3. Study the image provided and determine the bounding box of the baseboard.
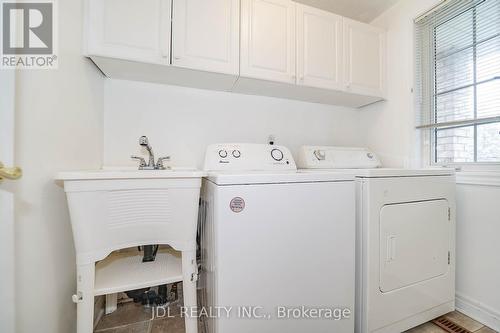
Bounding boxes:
[456,292,500,331]
[372,301,454,333]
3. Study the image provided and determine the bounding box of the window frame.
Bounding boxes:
[421,1,500,169]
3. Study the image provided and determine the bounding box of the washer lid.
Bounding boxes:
[205,171,355,185]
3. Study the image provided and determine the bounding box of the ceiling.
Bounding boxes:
[293,0,400,22]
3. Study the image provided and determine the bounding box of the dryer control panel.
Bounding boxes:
[298,146,382,169]
[204,143,297,171]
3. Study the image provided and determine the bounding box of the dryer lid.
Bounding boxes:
[349,168,455,177]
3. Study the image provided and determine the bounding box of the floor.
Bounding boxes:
[94,302,498,333]
[406,311,497,333]
[94,302,194,333]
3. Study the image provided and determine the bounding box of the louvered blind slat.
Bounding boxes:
[415,0,500,163]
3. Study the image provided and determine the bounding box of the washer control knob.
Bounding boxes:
[271,148,284,161]
[218,149,228,158]
[232,150,241,158]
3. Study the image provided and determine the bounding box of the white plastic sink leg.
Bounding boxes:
[76,263,95,333]
[182,249,198,333]
[105,293,118,314]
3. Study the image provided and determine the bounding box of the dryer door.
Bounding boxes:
[379,199,450,293]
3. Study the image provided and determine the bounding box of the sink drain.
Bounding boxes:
[432,316,473,333]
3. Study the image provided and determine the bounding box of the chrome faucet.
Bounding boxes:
[131,136,170,170]
[139,136,155,167]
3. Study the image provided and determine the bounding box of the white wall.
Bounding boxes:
[367,0,500,329]
[13,0,104,332]
[103,79,363,169]
[9,0,499,331]
[455,184,500,330]
[0,69,16,333]
[360,0,441,167]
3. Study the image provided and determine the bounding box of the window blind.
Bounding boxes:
[415,0,500,163]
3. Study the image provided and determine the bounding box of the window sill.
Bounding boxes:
[456,171,500,187]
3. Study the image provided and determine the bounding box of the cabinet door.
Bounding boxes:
[86,0,171,64]
[240,0,296,83]
[172,0,239,75]
[297,4,343,90]
[343,18,385,97]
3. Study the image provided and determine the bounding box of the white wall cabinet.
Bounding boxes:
[172,0,239,75]
[240,0,296,84]
[84,0,386,107]
[296,4,343,90]
[343,18,386,98]
[85,0,171,65]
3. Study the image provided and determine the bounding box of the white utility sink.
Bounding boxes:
[56,168,205,263]
[59,137,201,333]
[56,168,205,181]
[56,168,204,304]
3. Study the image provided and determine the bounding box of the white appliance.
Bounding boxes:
[199,143,356,333]
[298,146,456,333]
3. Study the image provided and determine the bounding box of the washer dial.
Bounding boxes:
[218,149,228,158]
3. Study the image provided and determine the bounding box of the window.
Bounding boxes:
[415,0,500,165]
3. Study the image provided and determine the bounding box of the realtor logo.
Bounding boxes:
[1,0,58,69]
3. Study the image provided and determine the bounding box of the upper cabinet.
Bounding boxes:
[84,0,387,107]
[172,0,239,75]
[296,4,343,91]
[240,0,296,84]
[343,18,386,98]
[85,0,171,64]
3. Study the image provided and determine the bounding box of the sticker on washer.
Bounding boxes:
[229,197,245,213]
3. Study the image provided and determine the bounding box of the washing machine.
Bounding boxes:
[198,143,356,333]
[298,146,456,333]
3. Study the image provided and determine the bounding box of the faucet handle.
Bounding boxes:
[156,156,171,170]
[131,155,147,169]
